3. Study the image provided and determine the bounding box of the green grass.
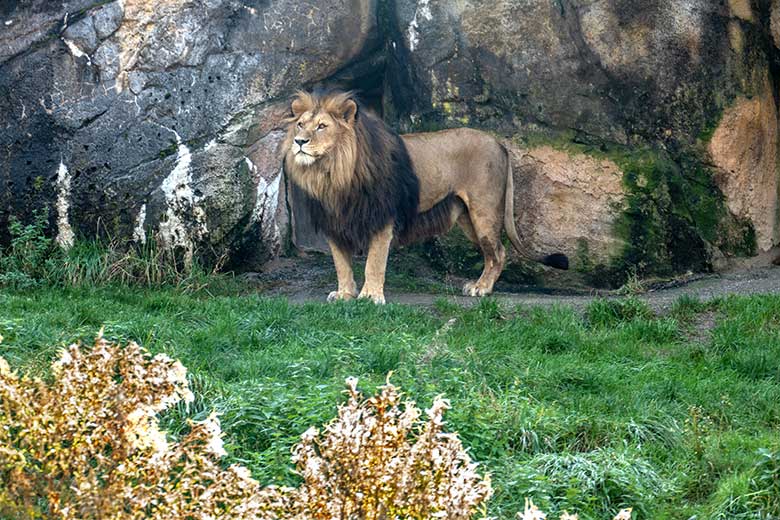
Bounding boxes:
[1,285,779,519]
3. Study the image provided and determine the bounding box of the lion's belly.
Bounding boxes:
[416,171,452,213]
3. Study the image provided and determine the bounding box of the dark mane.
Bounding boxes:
[286,91,421,254]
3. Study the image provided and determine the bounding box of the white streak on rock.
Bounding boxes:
[55,161,75,249]
[250,160,282,245]
[157,129,207,265]
[245,157,256,173]
[252,177,268,222]
[63,38,92,65]
[4,20,13,26]
[407,0,432,52]
[133,203,147,244]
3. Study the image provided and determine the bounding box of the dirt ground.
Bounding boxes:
[249,253,780,313]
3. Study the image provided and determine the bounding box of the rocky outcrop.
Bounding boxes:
[2,0,779,282]
[1,0,378,267]
[509,146,627,269]
[387,0,742,141]
[709,77,779,253]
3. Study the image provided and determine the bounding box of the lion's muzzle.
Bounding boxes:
[292,141,317,166]
[291,137,316,163]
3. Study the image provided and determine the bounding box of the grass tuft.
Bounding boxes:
[585,297,654,328]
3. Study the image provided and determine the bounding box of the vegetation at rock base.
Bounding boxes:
[513,133,757,287]
[1,261,779,518]
[0,211,229,292]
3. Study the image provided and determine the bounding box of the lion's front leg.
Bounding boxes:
[359,224,394,305]
[327,240,358,302]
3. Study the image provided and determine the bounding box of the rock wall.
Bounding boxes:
[709,75,780,253]
[387,0,780,280]
[1,0,379,268]
[1,0,779,282]
[509,146,627,268]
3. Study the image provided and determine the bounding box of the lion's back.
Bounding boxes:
[400,127,508,207]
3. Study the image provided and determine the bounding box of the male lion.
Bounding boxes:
[283,90,568,304]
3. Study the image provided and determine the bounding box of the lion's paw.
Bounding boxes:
[327,290,357,302]
[463,282,493,297]
[358,289,386,305]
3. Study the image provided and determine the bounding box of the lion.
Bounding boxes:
[282,90,568,304]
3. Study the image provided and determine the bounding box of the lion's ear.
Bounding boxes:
[342,99,358,124]
[291,92,312,118]
[291,98,307,118]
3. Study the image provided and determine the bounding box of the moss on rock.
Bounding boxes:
[516,133,756,287]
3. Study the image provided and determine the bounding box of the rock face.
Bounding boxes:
[1,0,779,282]
[509,146,627,270]
[1,0,378,267]
[710,77,780,253]
[773,0,780,48]
[387,0,780,280]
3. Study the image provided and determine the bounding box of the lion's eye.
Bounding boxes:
[297,122,303,129]
[317,123,327,131]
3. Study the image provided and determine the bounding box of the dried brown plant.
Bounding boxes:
[0,334,292,520]
[0,336,493,520]
[290,376,493,519]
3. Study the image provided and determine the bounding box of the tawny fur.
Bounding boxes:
[283,90,567,303]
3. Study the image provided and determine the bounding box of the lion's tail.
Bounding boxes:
[503,148,570,270]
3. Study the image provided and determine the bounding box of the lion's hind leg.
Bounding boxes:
[459,209,506,297]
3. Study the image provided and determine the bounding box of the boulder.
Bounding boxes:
[509,145,627,269]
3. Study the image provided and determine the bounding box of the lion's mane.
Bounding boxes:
[284,91,454,253]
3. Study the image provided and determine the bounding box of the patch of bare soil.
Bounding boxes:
[684,310,719,344]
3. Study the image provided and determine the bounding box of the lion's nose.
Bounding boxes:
[294,138,310,146]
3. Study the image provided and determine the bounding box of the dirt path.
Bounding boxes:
[253,256,780,313]
[382,266,780,313]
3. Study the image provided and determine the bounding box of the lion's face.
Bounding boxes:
[289,110,341,166]
[286,92,358,168]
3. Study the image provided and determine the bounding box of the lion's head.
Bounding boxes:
[282,89,419,253]
[285,90,357,166]
[283,91,360,196]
